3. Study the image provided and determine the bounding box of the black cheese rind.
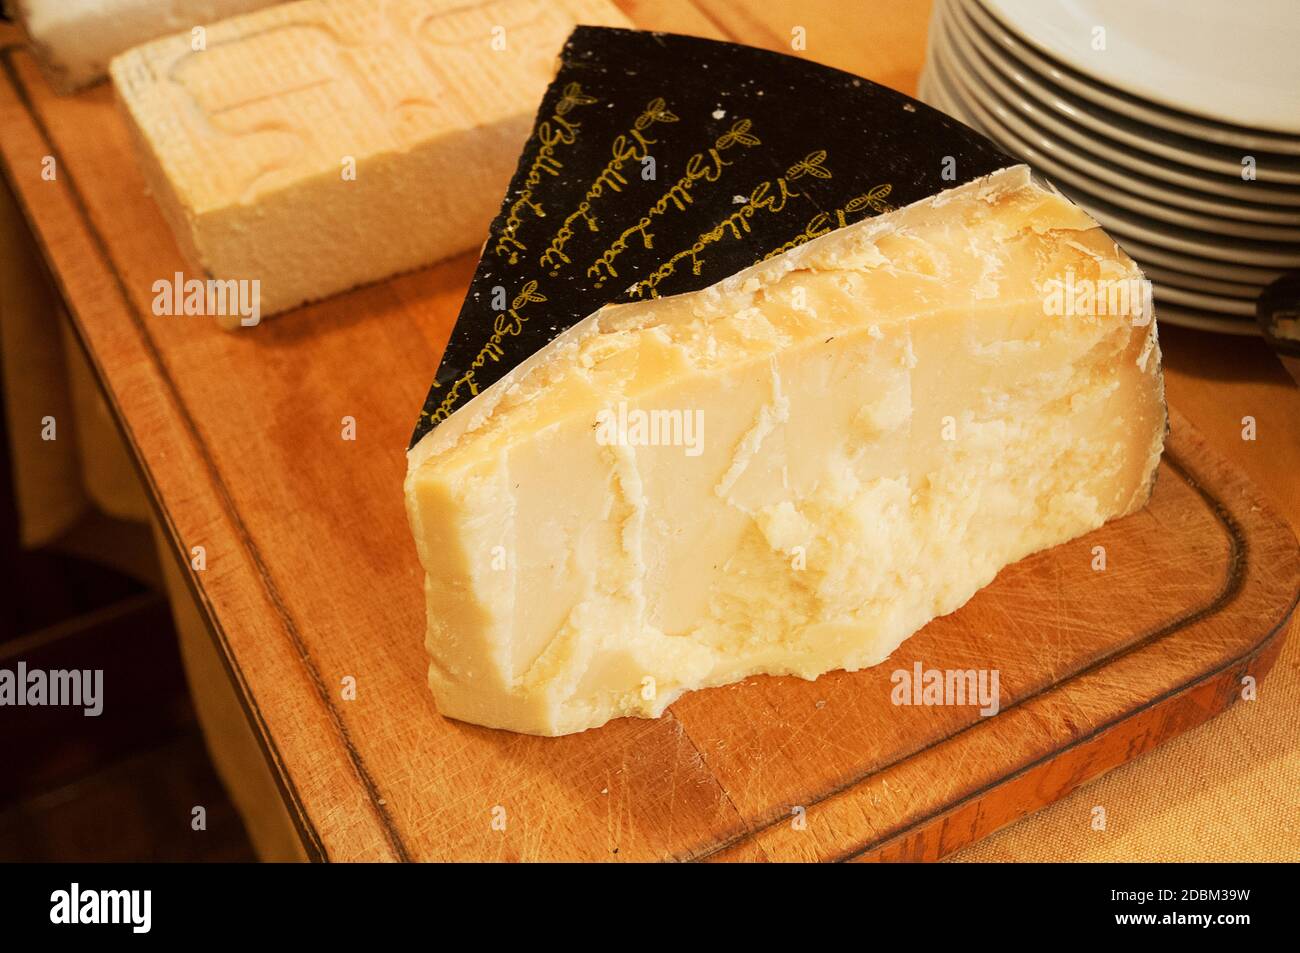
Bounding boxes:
[410,26,1012,448]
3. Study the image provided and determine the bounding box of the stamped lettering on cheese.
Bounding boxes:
[411,27,1012,445]
[110,0,634,320]
[129,1,590,203]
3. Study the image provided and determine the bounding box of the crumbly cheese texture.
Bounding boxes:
[14,0,282,92]
[109,0,632,320]
[405,166,1167,736]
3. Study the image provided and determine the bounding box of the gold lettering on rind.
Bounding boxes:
[626,151,831,300]
[755,183,894,263]
[539,99,680,274]
[493,83,596,264]
[587,119,761,287]
[423,281,548,426]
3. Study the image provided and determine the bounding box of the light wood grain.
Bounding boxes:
[0,1,1296,862]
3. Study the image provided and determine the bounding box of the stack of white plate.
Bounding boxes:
[920,0,1300,335]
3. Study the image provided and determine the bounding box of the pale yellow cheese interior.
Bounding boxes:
[405,166,1166,736]
[109,0,631,320]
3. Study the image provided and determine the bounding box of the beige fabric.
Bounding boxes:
[151,518,309,862]
[0,175,86,544]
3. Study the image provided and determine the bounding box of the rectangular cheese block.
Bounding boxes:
[11,0,284,92]
[109,0,632,322]
[405,166,1167,736]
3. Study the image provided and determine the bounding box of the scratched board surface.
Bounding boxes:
[412,26,1011,444]
[0,7,1297,861]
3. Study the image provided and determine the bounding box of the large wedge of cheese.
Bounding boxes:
[405,166,1166,736]
[109,0,632,321]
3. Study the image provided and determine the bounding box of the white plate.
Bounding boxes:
[935,16,1300,237]
[1081,192,1300,269]
[946,1,1300,194]
[1140,262,1268,299]
[915,57,1258,338]
[1152,283,1255,318]
[1106,232,1288,286]
[983,0,1300,135]
[1153,303,1261,336]
[930,53,1300,268]
[963,0,1300,154]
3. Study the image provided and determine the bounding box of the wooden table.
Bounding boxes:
[2,1,1297,861]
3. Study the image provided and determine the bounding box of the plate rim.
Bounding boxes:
[981,0,1300,136]
[946,0,1300,194]
[928,50,1300,267]
[965,0,1300,152]
[937,6,1300,230]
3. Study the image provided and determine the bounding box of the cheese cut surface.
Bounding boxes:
[14,0,283,92]
[405,166,1167,736]
[109,0,632,320]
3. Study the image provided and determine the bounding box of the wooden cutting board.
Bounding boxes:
[1,4,1296,862]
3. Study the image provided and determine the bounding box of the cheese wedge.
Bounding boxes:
[12,0,283,92]
[109,0,632,321]
[405,166,1166,736]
